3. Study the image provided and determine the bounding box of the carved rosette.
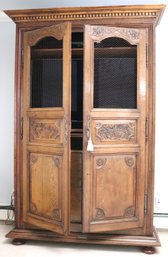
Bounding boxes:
[124,206,135,217]
[96,158,107,169]
[27,23,66,46]
[95,208,105,220]
[95,122,135,142]
[88,26,140,44]
[30,120,60,141]
[125,157,135,167]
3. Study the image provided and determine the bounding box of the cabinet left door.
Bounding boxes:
[22,23,71,234]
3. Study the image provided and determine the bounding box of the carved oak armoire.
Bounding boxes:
[5,5,165,253]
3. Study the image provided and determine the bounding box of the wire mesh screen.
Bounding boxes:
[94,37,137,109]
[30,37,63,108]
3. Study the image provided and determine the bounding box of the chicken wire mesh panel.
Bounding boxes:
[30,37,63,108]
[94,37,137,109]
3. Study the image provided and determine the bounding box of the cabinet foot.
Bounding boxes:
[12,239,26,245]
[142,247,156,254]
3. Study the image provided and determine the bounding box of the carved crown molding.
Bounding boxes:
[5,5,165,25]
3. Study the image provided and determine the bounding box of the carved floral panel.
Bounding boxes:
[94,120,136,143]
[30,202,62,221]
[30,119,62,143]
[87,26,140,44]
[27,24,66,46]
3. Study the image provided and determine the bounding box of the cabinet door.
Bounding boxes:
[83,25,147,233]
[22,23,71,234]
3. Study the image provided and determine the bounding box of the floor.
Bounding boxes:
[0,224,168,257]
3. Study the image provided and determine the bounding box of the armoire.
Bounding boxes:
[5,4,165,254]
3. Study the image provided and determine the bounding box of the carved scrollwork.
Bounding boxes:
[30,120,60,141]
[30,202,38,214]
[96,158,107,169]
[27,23,66,46]
[88,26,140,44]
[52,208,61,221]
[95,208,105,220]
[95,122,135,142]
[30,202,62,221]
[124,206,135,217]
[125,157,135,167]
[52,157,60,168]
[30,154,38,165]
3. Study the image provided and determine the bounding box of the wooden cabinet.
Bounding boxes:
[5,5,165,253]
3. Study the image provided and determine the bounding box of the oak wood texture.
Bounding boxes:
[83,25,147,233]
[71,151,82,224]
[22,22,71,234]
[5,4,165,250]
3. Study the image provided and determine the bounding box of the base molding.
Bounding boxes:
[6,227,161,247]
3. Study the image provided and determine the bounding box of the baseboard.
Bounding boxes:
[0,210,8,220]
[154,214,168,229]
[0,209,14,221]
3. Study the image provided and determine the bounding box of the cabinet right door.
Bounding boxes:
[83,25,147,233]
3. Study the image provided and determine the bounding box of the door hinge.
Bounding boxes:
[144,192,148,214]
[146,43,148,67]
[145,117,148,142]
[20,117,23,140]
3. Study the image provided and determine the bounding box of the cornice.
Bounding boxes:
[4,5,166,26]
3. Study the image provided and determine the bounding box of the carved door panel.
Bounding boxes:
[22,23,71,234]
[83,25,147,233]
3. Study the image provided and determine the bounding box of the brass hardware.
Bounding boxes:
[64,118,68,144]
[20,117,23,140]
[86,116,90,140]
[145,117,148,142]
[86,116,93,152]
[144,192,148,214]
